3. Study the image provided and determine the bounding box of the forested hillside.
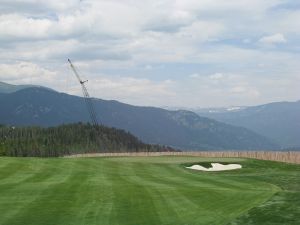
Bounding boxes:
[0,123,171,157]
[0,85,279,150]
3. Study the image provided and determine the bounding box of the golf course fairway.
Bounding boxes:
[0,156,299,225]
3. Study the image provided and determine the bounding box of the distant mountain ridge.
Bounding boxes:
[0,82,279,150]
[0,81,36,93]
[197,101,300,148]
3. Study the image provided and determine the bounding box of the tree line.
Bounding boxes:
[0,123,173,157]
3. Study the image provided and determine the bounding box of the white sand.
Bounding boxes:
[186,163,242,171]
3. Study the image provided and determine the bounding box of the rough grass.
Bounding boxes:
[0,156,299,225]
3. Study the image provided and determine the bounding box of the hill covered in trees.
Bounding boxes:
[0,123,172,157]
[0,84,279,150]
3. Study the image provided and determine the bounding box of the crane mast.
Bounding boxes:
[68,59,99,127]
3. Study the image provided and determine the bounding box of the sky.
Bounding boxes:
[0,0,299,108]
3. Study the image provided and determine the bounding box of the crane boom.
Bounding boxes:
[68,59,99,127]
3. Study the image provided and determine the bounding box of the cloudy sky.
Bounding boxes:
[0,0,299,107]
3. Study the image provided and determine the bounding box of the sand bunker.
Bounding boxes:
[186,163,242,171]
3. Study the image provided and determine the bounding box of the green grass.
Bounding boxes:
[0,156,299,225]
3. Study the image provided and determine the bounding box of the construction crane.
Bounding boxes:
[68,59,99,127]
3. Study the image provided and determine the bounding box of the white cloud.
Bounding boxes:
[177,21,224,42]
[0,62,57,83]
[0,0,299,107]
[0,14,52,40]
[258,33,287,45]
[0,0,81,14]
[229,86,260,98]
[67,76,176,106]
[163,72,293,107]
[209,73,224,80]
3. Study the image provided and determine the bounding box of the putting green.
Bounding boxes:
[0,156,299,225]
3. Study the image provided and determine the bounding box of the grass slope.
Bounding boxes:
[0,156,299,225]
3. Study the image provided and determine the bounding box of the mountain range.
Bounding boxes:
[196,102,300,149]
[0,81,280,150]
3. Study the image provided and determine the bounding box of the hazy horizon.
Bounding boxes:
[0,1,299,107]
[2,79,299,110]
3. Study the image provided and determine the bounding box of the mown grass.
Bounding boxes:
[0,156,299,225]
